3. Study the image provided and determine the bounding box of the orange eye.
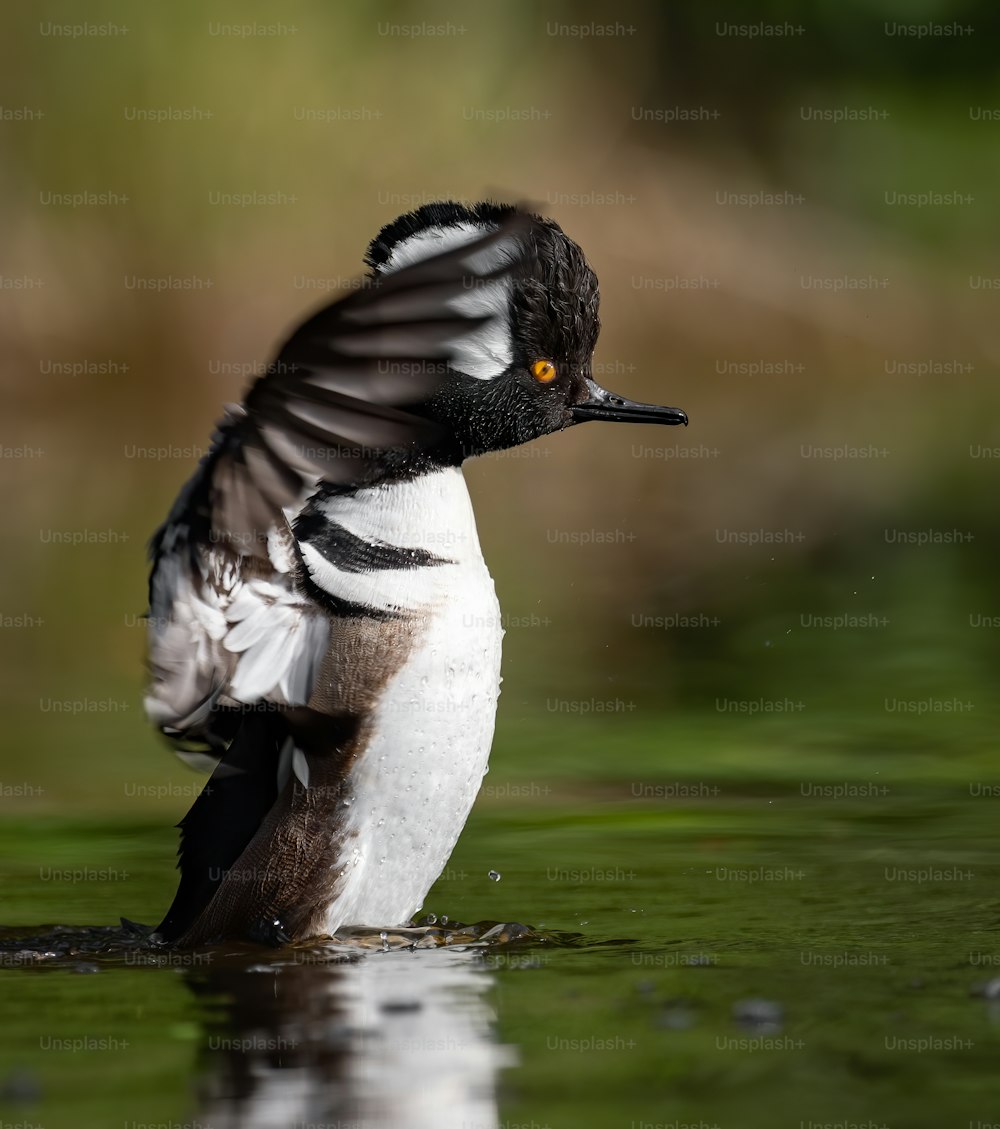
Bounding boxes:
[531,359,557,383]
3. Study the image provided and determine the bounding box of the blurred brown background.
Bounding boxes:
[2,0,998,811]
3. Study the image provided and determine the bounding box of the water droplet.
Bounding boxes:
[440,914,449,925]
[376,817,385,828]
[426,913,438,925]
[488,870,501,882]
[380,931,389,952]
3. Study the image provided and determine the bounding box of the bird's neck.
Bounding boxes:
[312,465,483,567]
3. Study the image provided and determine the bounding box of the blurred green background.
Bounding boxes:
[3,3,1000,1128]
[1,0,998,810]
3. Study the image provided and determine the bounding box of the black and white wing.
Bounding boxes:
[145,216,528,761]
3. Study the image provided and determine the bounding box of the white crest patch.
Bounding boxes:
[380,221,516,381]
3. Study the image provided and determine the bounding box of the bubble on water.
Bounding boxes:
[440,914,449,925]
[732,998,783,1033]
[657,1002,696,1031]
[376,817,385,827]
[488,870,501,882]
[972,978,1000,1000]
[426,913,438,925]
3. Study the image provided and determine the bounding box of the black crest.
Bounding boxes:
[365,200,522,272]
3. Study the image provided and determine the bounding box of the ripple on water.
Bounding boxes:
[0,917,625,970]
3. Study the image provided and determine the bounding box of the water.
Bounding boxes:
[1,790,998,1127]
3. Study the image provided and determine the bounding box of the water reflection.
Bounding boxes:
[186,944,516,1129]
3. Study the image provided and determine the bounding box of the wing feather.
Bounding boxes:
[147,211,531,755]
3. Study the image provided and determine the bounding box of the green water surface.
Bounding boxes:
[2,756,998,1128]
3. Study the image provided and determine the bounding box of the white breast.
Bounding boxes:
[319,467,504,931]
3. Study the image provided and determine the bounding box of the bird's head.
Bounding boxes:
[365,201,687,462]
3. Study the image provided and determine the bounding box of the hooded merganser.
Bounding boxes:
[146,201,687,946]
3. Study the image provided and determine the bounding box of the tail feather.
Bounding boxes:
[156,711,285,942]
